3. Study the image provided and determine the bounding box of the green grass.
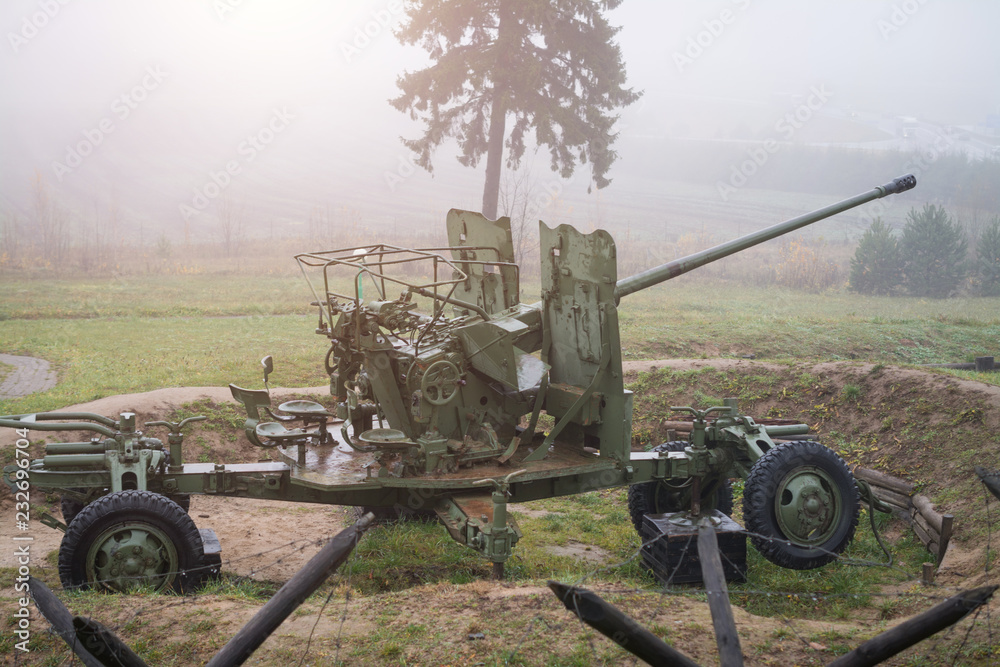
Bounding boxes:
[0,274,309,320]
[2,277,996,419]
[618,281,1000,365]
[0,314,327,414]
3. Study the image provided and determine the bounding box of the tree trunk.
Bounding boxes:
[481,0,511,220]
[482,97,506,220]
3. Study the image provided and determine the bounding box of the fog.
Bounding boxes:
[2,0,999,245]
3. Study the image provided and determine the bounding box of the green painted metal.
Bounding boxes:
[1,175,917,582]
[86,521,179,592]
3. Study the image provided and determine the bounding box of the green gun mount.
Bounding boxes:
[4,174,917,588]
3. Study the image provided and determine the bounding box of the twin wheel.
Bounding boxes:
[628,441,859,570]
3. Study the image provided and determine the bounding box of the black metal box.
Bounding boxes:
[640,511,747,585]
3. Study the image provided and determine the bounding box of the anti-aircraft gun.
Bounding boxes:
[287,174,917,574]
[3,175,916,589]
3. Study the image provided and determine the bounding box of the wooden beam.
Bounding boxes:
[206,513,374,667]
[548,581,701,667]
[697,522,744,667]
[937,515,954,565]
[853,467,916,496]
[828,586,997,667]
[912,495,944,533]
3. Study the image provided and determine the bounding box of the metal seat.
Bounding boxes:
[229,384,319,447]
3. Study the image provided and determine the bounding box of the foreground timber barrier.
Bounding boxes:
[854,466,954,566]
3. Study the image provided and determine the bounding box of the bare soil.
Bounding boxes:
[2,360,998,665]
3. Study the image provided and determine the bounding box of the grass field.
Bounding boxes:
[2,260,999,665]
[2,271,997,415]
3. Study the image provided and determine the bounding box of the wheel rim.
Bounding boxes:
[86,522,179,592]
[774,465,842,546]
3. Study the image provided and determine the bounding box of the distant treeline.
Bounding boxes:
[645,140,1000,217]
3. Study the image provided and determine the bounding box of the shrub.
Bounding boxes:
[848,218,903,295]
[901,204,967,298]
[775,237,840,292]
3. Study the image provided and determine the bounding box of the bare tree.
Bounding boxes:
[498,163,537,267]
[217,194,246,258]
[1,208,22,266]
[31,171,69,264]
[106,193,122,255]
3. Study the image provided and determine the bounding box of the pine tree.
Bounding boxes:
[977,217,1000,296]
[391,0,641,219]
[901,204,968,298]
[848,218,903,295]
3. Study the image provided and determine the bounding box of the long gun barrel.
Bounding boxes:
[614,174,916,301]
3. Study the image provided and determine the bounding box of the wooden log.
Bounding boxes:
[922,563,936,585]
[828,586,997,667]
[913,512,941,545]
[853,467,916,496]
[661,421,693,433]
[927,540,941,559]
[870,497,911,514]
[870,487,912,511]
[698,523,744,667]
[937,515,954,565]
[27,577,107,667]
[912,495,944,533]
[206,513,374,667]
[547,581,700,667]
[911,518,933,549]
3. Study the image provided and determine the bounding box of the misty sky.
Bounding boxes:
[2,0,998,241]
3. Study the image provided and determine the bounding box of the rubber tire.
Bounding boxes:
[169,494,192,514]
[59,490,206,594]
[743,441,859,570]
[61,494,87,525]
[627,441,734,533]
[62,491,190,526]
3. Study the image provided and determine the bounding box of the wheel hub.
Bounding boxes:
[88,525,176,592]
[775,467,840,546]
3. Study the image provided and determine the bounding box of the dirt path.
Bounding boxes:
[0,353,57,399]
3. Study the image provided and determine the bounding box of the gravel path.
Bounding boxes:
[0,353,57,399]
